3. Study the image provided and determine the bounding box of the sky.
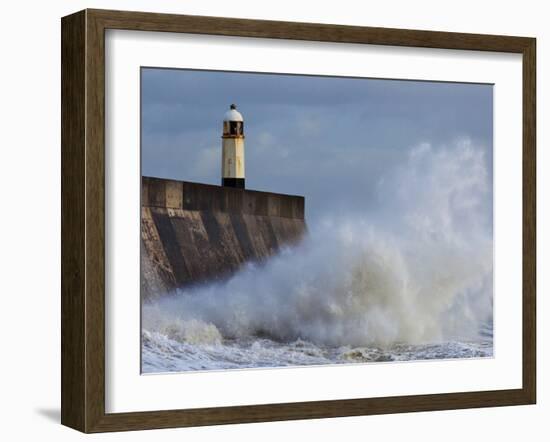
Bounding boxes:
[141,68,493,224]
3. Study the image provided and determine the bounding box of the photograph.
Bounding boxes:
[139,68,494,373]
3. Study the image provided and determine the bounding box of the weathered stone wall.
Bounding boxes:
[141,177,306,300]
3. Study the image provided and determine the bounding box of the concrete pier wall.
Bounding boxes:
[141,177,306,300]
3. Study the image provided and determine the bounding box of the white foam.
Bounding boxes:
[142,139,493,371]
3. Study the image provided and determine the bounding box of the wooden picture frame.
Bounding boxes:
[61,8,536,433]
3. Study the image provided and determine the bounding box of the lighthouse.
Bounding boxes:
[221,104,245,188]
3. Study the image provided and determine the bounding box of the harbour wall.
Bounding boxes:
[141,177,306,301]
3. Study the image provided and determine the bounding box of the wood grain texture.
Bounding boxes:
[522,38,536,404]
[90,8,532,52]
[84,9,107,433]
[61,10,86,431]
[60,8,537,433]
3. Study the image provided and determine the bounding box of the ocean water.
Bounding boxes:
[141,140,494,373]
[142,331,493,373]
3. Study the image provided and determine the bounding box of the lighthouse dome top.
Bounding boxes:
[223,104,243,122]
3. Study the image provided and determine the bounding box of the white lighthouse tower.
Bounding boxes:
[221,104,245,188]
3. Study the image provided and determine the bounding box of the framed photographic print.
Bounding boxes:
[61,9,536,433]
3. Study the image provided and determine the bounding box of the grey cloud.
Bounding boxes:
[141,68,492,223]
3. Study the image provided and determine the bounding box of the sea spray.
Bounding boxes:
[142,139,493,371]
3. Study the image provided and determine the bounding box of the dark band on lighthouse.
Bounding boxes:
[222,104,245,189]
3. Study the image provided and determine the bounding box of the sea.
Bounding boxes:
[142,328,493,373]
[141,141,494,374]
